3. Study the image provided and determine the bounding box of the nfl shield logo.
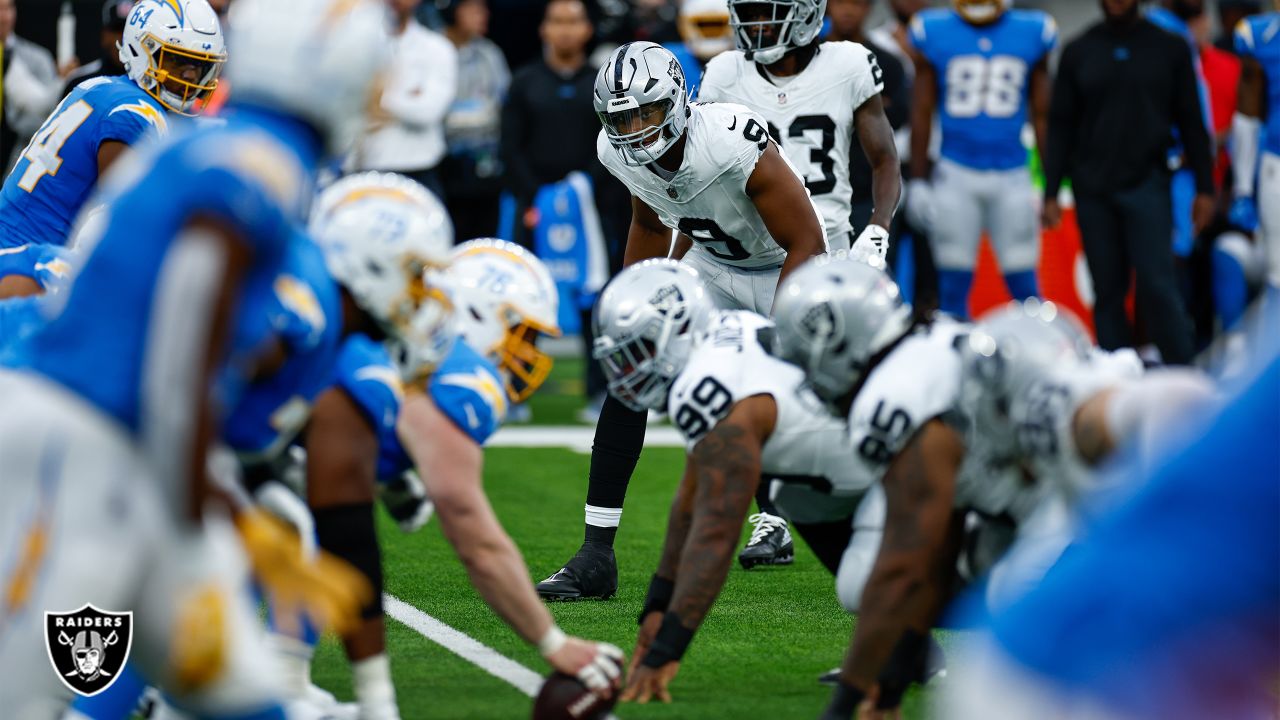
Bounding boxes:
[777,91,788,105]
[44,605,133,696]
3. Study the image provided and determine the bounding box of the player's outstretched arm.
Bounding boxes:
[630,461,698,678]
[623,395,775,703]
[824,420,963,717]
[854,93,902,231]
[397,390,624,689]
[746,143,826,288]
[623,195,678,267]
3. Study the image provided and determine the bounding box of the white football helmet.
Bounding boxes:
[953,0,1012,25]
[594,41,690,167]
[679,0,733,62]
[446,239,562,403]
[310,172,455,377]
[592,259,716,412]
[728,0,827,66]
[772,252,912,406]
[118,0,226,115]
[225,0,392,154]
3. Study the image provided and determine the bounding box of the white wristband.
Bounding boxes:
[537,625,567,657]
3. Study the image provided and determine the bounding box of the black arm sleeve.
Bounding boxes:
[499,78,542,204]
[1171,42,1216,195]
[1043,43,1078,200]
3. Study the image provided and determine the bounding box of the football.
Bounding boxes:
[532,673,616,720]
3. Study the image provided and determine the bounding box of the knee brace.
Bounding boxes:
[313,503,383,619]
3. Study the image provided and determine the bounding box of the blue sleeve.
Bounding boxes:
[428,343,507,445]
[97,98,165,147]
[1234,19,1256,59]
[1040,14,1059,58]
[334,335,404,444]
[907,14,929,59]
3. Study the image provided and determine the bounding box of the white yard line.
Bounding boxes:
[384,594,620,719]
[487,425,684,453]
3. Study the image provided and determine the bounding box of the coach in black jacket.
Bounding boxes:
[1042,0,1213,365]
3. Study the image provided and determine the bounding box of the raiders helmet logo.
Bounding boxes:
[668,57,685,90]
[799,302,838,343]
[649,284,686,320]
[45,605,133,696]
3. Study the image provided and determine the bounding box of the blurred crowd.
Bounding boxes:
[4,0,1275,415]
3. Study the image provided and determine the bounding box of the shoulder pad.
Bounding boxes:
[699,51,746,99]
[428,340,508,445]
[335,335,403,436]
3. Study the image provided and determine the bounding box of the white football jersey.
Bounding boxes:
[597,102,826,270]
[667,311,874,522]
[700,42,885,241]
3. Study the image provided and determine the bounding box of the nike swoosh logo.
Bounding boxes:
[727,117,737,131]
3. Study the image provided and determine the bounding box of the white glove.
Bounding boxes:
[850,224,890,266]
[577,642,625,692]
[905,179,936,234]
[255,480,318,561]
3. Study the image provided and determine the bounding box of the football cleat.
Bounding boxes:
[536,543,618,601]
[738,512,794,569]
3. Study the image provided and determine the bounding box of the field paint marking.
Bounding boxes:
[488,425,684,453]
[384,594,621,719]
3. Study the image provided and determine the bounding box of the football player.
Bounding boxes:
[771,257,1216,718]
[537,39,830,599]
[665,0,734,98]
[297,230,622,719]
[905,0,1056,318]
[1230,7,1280,291]
[583,259,884,703]
[701,0,901,256]
[0,0,226,300]
[0,0,389,717]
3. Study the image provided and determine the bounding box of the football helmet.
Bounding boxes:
[592,259,716,412]
[952,0,1012,25]
[728,0,827,66]
[594,41,690,167]
[772,252,912,406]
[309,172,455,377]
[224,0,393,154]
[118,0,226,115]
[446,239,562,403]
[679,0,733,62]
[958,299,1092,454]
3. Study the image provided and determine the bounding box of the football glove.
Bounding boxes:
[850,224,890,266]
[578,642,625,692]
[379,470,435,533]
[235,508,371,635]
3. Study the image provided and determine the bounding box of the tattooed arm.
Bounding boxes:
[622,395,777,703]
[831,419,964,709]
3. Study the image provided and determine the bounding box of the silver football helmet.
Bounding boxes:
[728,0,827,66]
[594,41,690,166]
[773,252,912,405]
[592,259,716,411]
[958,299,1092,454]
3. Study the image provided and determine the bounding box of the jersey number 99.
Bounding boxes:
[675,376,734,442]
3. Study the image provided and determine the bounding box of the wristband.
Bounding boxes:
[819,680,867,719]
[537,625,566,658]
[640,612,694,668]
[638,574,675,625]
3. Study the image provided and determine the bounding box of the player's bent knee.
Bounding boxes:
[313,503,384,619]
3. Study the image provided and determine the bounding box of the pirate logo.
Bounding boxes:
[649,283,686,320]
[799,301,838,343]
[45,605,132,696]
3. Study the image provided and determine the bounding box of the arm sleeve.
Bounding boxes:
[906,15,929,62]
[1233,18,1256,59]
[428,373,504,445]
[1040,15,1060,59]
[1171,42,1215,195]
[499,75,542,203]
[100,102,165,146]
[851,45,887,111]
[1042,42,1078,199]
[381,33,458,130]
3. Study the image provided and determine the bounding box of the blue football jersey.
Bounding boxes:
[0,76,168,249]
[23,105,318,435]
[332,334,407,480]
[221,231,343,460]
[1236,13,1280,157]
[909,8,1057,170]
[663,42,706,99]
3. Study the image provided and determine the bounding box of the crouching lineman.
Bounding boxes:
[770,255,1216,718]
[0,0,225,300]
[294,221,623,717]
[539,39,834,599]
[0,0,391,717]
[580,259,885,703]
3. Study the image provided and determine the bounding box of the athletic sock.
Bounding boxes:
[937,269,974,319]
[755,480,781,517]
[353,654,397,715]
[582,395,647,548]
[1002,269,1039,301]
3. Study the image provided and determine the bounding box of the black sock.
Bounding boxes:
[583,395,647,548]
[755,479,780,516]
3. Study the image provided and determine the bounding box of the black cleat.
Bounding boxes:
[738,512,794,569]
[536,543,618,600]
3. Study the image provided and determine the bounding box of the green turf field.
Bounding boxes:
[311,356,940,719]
